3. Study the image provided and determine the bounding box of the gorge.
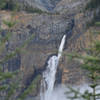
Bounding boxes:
[0,0,100,100]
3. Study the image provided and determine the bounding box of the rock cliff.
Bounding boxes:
[0,0,100,99]
[15,0,88,12]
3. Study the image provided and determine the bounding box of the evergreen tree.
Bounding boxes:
[0,0,20,11]
[0,16,34,100]
[67,22,100,100]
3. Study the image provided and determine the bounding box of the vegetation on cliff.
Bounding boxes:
[18,75,41,100]
[67,22,100,100]
[0,0,45,14]
[0,0,100,100]
[86,0,100,10]
[0,16,39,100]
[0,0,20,11]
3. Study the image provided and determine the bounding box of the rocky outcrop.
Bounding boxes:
[0,0,100,99]
[15,0,88,12]
[0,10,74,99]
[60,7,100,85]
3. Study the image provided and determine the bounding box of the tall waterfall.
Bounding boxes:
[40,35,66,100]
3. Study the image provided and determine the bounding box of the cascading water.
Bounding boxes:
[40,35,66,100]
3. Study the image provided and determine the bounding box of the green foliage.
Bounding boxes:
[0,0,46,14]
[67,22,100,100]
[18,75,41,100]
[0,0,7,9]
[5,79,20,100]
[0,72,14,80]
[85,0,100,27]
[0,17,35,100]
[95,22,100,26]
[3,20,16,28]
[24,6,44,14]
[85,0,100,10]
[0,0,20,11]
[86,12,100,27]
[0,85,8,91]
[66,86,93,100]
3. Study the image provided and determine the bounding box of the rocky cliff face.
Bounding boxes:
[0,0,99,99]
[0,10,74,99]
[16,0,88,12]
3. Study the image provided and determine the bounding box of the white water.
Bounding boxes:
[40,35,66,100]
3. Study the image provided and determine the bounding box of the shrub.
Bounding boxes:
[67,22,100,100]
[0,0,45,14]
[24,6,44,14]
[86,0,100,10]
[0,0,7,9]
[0,0,20,11]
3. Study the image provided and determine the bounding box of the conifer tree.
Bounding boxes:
[67,22,100,100]
[0,16,34,100]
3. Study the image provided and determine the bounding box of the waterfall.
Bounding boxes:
[40,35,66,100]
